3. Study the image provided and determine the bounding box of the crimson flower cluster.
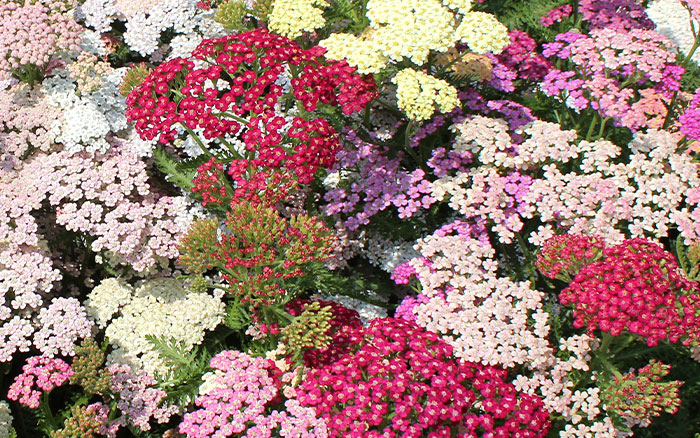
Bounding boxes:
[286,299,363,368]
[536,233,606,282]
[296,318,550,438]
[126,29,376,184]
[560,238,700,346]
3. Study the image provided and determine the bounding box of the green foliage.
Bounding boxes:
[285,261,391,308]
[224,300,251,331]
[152,148,197,192]
[146,336,213,405]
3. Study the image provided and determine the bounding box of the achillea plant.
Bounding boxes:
[560,238,700,346]
[601,360,682,430]
[178,201,335,309]
[536,233,606,282]
[126,28,376,183]
[296,318,551,438]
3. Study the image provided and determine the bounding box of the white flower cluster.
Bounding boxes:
[79,0,224,56]
[85,277,225,376]
[320,294,388,325]
[0,401,12,438]
[360,232,420,273]
[43,68,127,155]
[647,0,700,63]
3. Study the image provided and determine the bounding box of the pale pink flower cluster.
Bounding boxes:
[525,129,700,244]
[33,297,94,357]
[0,1,82,79]
[0,84,59,170]
[67,52,112,94]
[512,334,629,438]
[404,227,553,369]
[434,116,700,244]
[180,350,327,438]
[109,363,178,431]
[30,146,189,273]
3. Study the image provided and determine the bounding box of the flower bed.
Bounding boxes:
[2,0,700,437]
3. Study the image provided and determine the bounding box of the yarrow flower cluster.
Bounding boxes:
[180,350,328,438]
[7,356,73,409]
[320,0,508,74]
[268,0,327,39]
[392,68,460,121]
[560,238,700,346]
[0,0,82,82]
[178,201,335,309]
[85,277,224,375]
[126,29,375,183]
[296,317,551,437]
[601,360,682,429]
[536,234,606,282]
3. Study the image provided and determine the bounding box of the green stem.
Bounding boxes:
[181,123,215,157]
[40,392,58,431]
[585,115,598,141]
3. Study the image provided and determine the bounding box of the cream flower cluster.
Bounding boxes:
[85,277,224,376]
[320,0,507,73]
[268,0,327,39]
[392,68,460,121]
[0,401,12,438]
[455,11,510,54]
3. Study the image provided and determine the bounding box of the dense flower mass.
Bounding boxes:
[4,0,700,436]
[296,318,551,437]
[560,238,700,346]
[126,28,376,183]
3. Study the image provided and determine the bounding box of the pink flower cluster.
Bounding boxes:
[540,5,572,27]
[0,1,82,79]
[296,318,551,438]
[323,129,435,230]
[680,90,700,142]
[7,356,73,408]
[542,28,682,130]
[536,234,606,282]
[109,363,178,431]
[179,350,327,438]
[560,238,700,346]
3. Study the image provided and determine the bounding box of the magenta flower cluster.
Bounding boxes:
[7,356,73,409]
[296,318,551,438]
[560,238,700,346]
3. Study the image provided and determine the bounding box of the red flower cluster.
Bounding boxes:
[560,238,700,346]
[286,299,363,368]
[296,318,551,438]
[536,233,606,281]
[191,157,228,207]
[126,29,376,183]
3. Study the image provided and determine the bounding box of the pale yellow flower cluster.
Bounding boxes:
[319,0,507,74]
[392,68,459,121]
[268,0,327,39]
[456,11,510,54]
[85,277,224,376]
